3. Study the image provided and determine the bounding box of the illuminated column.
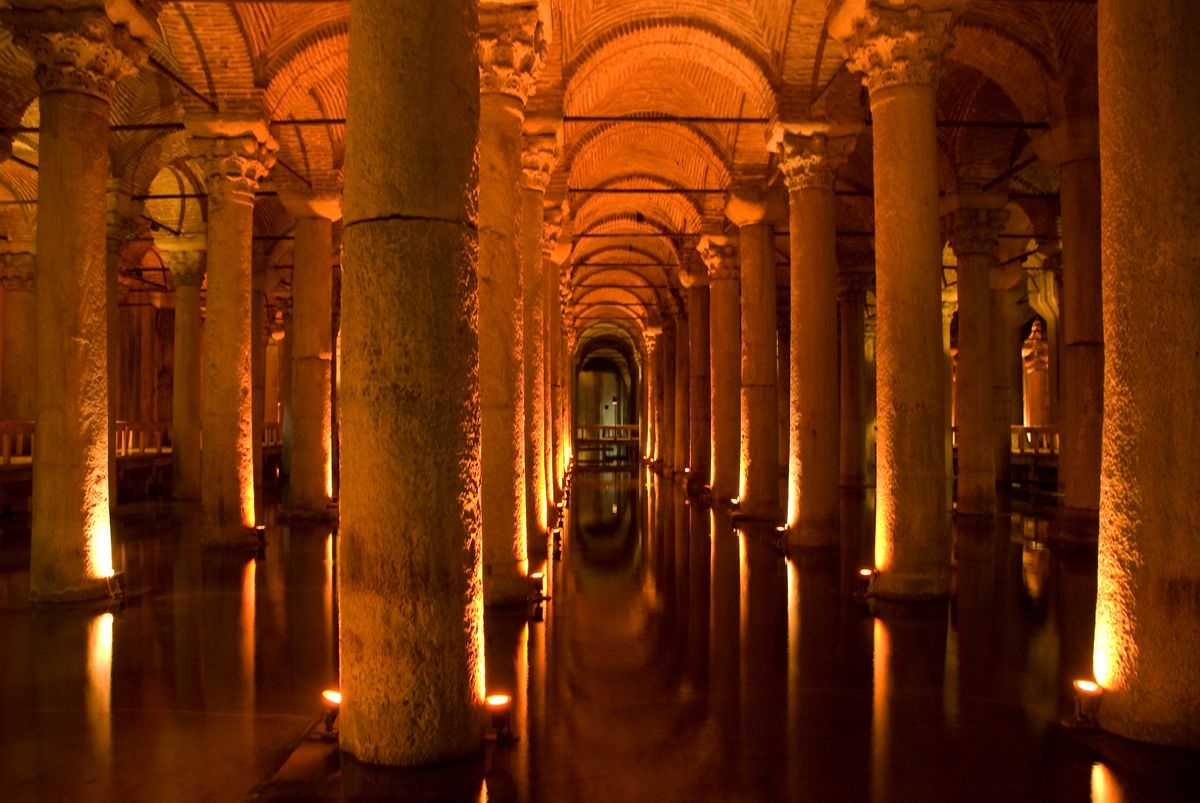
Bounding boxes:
[673,306,690,476]
[725,193,778,518]
[251,255,266,490]
[940,289,956,510]
[773,127,857,538]
[682,269,709,490]
[280,190,340,515]
[947,201,1008,515]
[837,270,871,488]
[0,249,36,420]
[1093,0,1200,748]
[2,3,155,601]
[187,118,276,545]
[278,298,294,477]
[698,235,740,502]
[1021,321,1050,425]
[158,237,205,500]
[833,0,958,597]
[1033,120,1101,528]
[520,130,557,542]
[990,283,1020,492]
[339,0,484,765]
[478,2,544,604]
[643,326,662,463]
[542,215,564,503]
[659,318,676,471]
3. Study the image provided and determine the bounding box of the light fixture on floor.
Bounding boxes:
[1071,679,1104,727]
[486,693,515,743]
[855,568,875,596]
[255,524,267,539]
[321,689,341,736]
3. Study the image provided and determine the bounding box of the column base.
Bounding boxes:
[1049,507,1099,544]
[201,524,261,550]
[279,504,339,523]
[483,567,531,608]
[30,572,124,605]
[732,504,782,524]
[784,520,839,548]
[870,568,952,600]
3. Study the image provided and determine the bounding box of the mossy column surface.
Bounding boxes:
[2,3,154,601]
[834,1,959,597]
[158,238,206,500]
[697,236,739,502]
[340,0,484,765]
[187,117,276,547]
[1094,0,1200,748]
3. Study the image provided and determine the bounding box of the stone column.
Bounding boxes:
[2,3,155,601]
[478,2,544,604]
[697,236,740,502]
[158,237,205,500]
[643,326,662,463]
[187,118,277,546]
[338,0,484,765]
[837,270,871,488]
[773,127,857,539]
[1033,120,1102,527]
[991,283,1020,490]
[251,255,266,489]
[947,201,1008,515]
[520,130,556,542]
[1093,0,1200,748]
[681,266,710,493]
[0,249,36,420]
[1021,320,1050,425]
[673,307,690,476]
[659,319,676,471]
[726,193,778,519]
[279,298,294,477]
[279,190,341,516]
[542,215,564,503]
[833,0,958,597]
[941,289,956,510]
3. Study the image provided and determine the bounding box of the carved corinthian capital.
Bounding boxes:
[479,2,545,103]
[157,235,206,287]
[186,118,278,204]
[696,235,739,281]
[949,207,1010,258]
[833,3,959,94]
[775,130,859,192]
[0,252,36,292]
[521,132,558,192]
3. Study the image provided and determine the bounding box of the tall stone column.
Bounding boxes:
[520,130,556,542]
[673,307,690,476]
[339,0,484,765]
[681,266,710,493]
[773,127,857,539]
[837,270,871,488]
[279,190,340,515]
[991,282,1021,490]
[947,201,1008,515]
[833,0,958,597]
[941,288,957,511]
[642,326,661,463]
[279,298,294,478]
[251,256,266,489]
[1021,321,1050,425]
[187,118,276,546]
[697,236,740,502]
[0,249,36,420]
[541,215,564,503]
[725,193,778,518]
[1094,0,1200,748]
[158,237,205,500]
[2,3,155,601]
[659,319,676,471]
[1033,120,1102,528]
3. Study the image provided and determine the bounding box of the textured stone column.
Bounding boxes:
[280,190,340,515]
[642,326,662,463]
[339,0,484,765]
[0,250,36,420]
[1034,120,1102,524]
[158,237,205,500]
[697,236,740,501]
[542,215,564,503]
[1094,0,1200,747]
[2,4,155,601]
[187,118,276,546]
[947,201,1008,515]
[673,308,689,476]
[726,193,778,518]
[991,283,1020,490]
[279,298,294,477]
[681,267,710,492]
[251,257,266,489]
[774,128,857,539]
[519,130,556,542]
[659,319,676,471]
[833,0,958,597]
[837,270,871,488]
[478,2,543,604]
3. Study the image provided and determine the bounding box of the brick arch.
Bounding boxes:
[937,64,1029,192]
[262,26,348,120]
[144,162,206,237]
[574,192,701,242]
[948,24,1055,125]
[567,122,731,192]
[0,36,36,128]
[159,3,257,108]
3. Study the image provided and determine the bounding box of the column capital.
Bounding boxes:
[156,234,206,287]
[770,126,860,192]
[186,116,277,203]
[697,234,739,280]
[1,1,158,100]
[836,269,874,301]
[278,188,342,221]
[0,251,36,291]
[678,262,708,290]
[479,1,547,103]
[946,204,1010,258]
[520,131,558,192]
[830,2,961,94]
[1022,319,1049,370]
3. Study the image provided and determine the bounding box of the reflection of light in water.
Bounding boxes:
[87,612,113,766]
[786,559,800,733]
[871,618,890,803]
[242,560,256,697]
[612,502,618,515]
[1022,540,1048,604]
[738,529,748,648]
[1091,762,1121,803]
[87,510,115,580]
[324,534,334,672]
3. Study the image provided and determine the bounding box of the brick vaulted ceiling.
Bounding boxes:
[0,0,1096,342]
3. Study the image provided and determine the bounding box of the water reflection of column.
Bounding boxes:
[685,506,712,688]
[673,492,689,627]
[86,612,114,777]
[708,508,740,767]
[955,517,999,703]
[739,528,786,796]
[242,559,256,706]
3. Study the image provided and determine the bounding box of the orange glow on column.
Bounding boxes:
[1092,534,1133,691]
[86,506,115,580]
[86,612,113,765]
[874,490,894,573]
[324,387,334,500]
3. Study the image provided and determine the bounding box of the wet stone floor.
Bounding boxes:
[0,474,1195,802]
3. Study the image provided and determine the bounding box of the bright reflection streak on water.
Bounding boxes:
[87,612,113,768]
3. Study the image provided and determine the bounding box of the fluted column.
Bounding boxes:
[158,237,205,500]
[187,118,276,546]
[837,270,871,488]
[947,201,1008,515]
[0,249,36,420]
[279,190,340,515]
[833,0,959,597]
[2,3,155,601]
[681,265,710,493]
[773,128,857,539]
[520,130,556,543]
[697,236,740,502]
[726,193,778,519]
[1094,0,1200,747]
[478,2,544,604]
[339,0,484,765]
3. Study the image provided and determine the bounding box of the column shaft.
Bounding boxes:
[687,283,710,489]
[519,171,548,543]
[673,312,689,474]
[660,324,676,470]
[738,222,778,516]
[290,216,334,512]
[955,255,994,512]
[251,277,265,488]
[160,244,205,501]
[0,257,35,420]
[710,276,740,499]
[839,281,867,487]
